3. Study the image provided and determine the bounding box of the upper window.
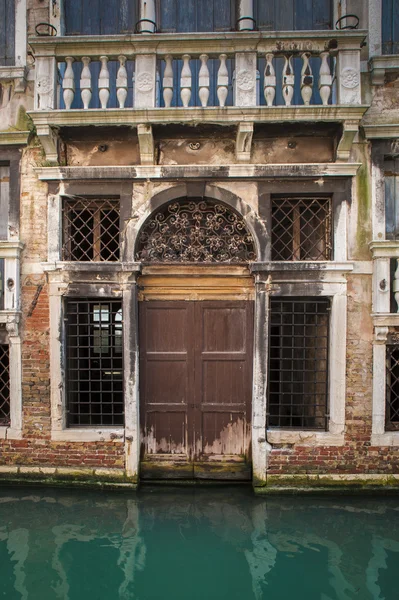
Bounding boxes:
[382,0,399,55]
[62,198,120,262]
[135,198,256,263]
[64,0,138,35]
[385,158,399,239]
[159,0,233,33]
[0,0,15,66]
[254,0,332,31]
[271,197,332,261]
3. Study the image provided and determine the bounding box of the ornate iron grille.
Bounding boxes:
[0,344,10,426]
[135,199,256,263]
[62,198,120,261]
[268,297,330,429]
[271,197,332,261]
[386,345,399,430]
[66,299,124,427]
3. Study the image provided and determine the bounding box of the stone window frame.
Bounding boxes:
[370,140,399,445]
[0,0,27,90]
[0,148,23,441]
[45,181,134,443]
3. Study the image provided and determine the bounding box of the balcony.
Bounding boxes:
[28,30,368,164]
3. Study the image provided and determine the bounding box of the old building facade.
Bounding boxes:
[0,0,398,490]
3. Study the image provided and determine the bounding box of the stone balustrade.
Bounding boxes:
[30,30,366,112]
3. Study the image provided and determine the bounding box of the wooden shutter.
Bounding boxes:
[159,0,233,32]
[65,0,137,35]
[255,0,331,31]
[382,0,399,55]
[0,0,14,66]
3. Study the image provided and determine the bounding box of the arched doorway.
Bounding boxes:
[135,196,257,480]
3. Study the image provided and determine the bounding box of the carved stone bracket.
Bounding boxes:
[236,122,253,162]
[374,325,389,343]
[5,315,20,338]
[137,124,154,165]
[36,124,59,164]
[336,120,359,161]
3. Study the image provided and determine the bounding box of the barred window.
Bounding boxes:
[62,198,120,262]
[66,299,123,427]
[0,344,10,425]
[386,345,399,430]
[271,197,332,261]
[268,297,330,429]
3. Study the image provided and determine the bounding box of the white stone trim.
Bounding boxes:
[368,0,382,58]
[15,0,27,67]
[266,283,347,446]
[51,429,124,442]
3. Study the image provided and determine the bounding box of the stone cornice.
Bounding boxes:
[363,124,399,139]
[369,54,399,85]
[28,30,368,58]
[35,163,362,182]
[0,130,29,146]
[29,105,368,130]
[0,241,24,258]
[370,240,399,257]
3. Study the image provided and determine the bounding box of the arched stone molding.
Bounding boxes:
[127,182,268,263]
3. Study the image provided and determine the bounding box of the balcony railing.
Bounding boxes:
[30,30,366,113]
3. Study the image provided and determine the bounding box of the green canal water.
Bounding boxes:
[0,486,398,600]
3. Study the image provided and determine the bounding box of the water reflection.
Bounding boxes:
[0,487,398,599]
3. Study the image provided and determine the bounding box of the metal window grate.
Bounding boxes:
[62,198,120,261]
[0,344,10,425]
[386,345,399,430]
[66,299,124,427]
[271,197,332,261]
[268,297,330,429]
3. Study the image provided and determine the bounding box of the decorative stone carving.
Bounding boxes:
[80,57,92,109]
[264,53,276,107]
[374,326,389,343]
[234,53,257,107]
[162,55,173,108]
[340,67,360,89]
[236,69,255,92]
[6,317,20,338]
[180,54,192,108]
[136,71,153,92]
[198,54,210,108]
[63,57,75,110]
[116,55,128,108]
[217,54,229,107]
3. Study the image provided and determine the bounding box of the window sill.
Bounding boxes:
[267,429,345,446]
[51,428,124,442]
[371,432,399,447]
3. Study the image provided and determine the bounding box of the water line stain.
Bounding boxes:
[0,486,398,599]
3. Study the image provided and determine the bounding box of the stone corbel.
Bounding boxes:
[236,122,253,162]
[36,124,59,164]
[336,120,359,161]
[137,124,154,165]
[374,325,389,343]
[6,315,20,338]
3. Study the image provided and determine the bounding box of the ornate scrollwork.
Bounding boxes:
[135,199,256,263]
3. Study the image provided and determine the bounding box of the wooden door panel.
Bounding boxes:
[139,299,253,480]
[139,302,193,467]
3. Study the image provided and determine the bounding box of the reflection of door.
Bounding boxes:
[139,301,253,480]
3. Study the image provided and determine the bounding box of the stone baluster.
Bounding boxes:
[217,54,229,107]
[282,55,294,106]
[180,54,191,108]
[163,54,173,107]
[263,53,276,107]
[98,56,110,109]
[198,54,210,107]
[300,52,313,105]
[80,56,92,109]
[394,260,399,312]
[63,56,75,110]
[116,55,128,108]
[319,51,332,106]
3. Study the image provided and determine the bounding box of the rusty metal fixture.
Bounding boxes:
[335,14,359,30]
[0,345,10,426]
[136,199,256,263]
[268,297,330,430]
[35,22,57,36]
[386,346,399,430]
[62,198,120,262]
[271,197,332,261]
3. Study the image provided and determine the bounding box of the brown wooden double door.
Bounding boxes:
[139,300,254,480]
